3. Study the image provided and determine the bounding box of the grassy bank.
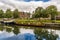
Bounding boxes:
[55,20,60,23]
[14,19,52,26]
[14,19,42,25]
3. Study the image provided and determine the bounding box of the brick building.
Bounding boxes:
[19,12,30,19]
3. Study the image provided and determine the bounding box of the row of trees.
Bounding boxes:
[0,9,19,18]
[32,5,58,20]
[0,5,58,19]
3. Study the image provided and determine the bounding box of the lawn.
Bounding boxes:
[55,20,60,23]
[13,19,60,26]
[14,19,52,26]
[14,19,42,25]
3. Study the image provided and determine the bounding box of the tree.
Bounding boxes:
[13,9,19,18]
[32,7,49,18]
[0,9,4,18]
[3,9,13,18]
[32,7,43,18]
[41,9,49,18]
[46,5,58,20]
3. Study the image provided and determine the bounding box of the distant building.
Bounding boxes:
[19,12,30,19]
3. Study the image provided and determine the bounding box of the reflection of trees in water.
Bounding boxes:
[0,24,5,31]
[0,25,20,35]
[13,26,20,35]
[0,27,4,31]
[34,28,59,40]
[6,27,12,33]
[0,25,59,40]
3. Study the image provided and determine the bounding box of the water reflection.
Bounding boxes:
[13,26,20,35]
[34,28,59,40]
[6,27,12,33]
[0,27,4,31]
[0,25,60,40]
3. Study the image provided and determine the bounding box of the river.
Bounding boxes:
[0,24,60,40]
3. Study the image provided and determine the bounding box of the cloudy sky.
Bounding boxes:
[0,0,60,13]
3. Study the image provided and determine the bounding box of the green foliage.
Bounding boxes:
[34,28,59,40]
[13,26,20,35]
[0,5,58,19]
[6,27,12,33]
[46,5,58,20]
[33,5,58,21]
[3,9,13,18]
[41,9,49,18]
[0,27,4,31]
[0,9,4,18]
[13,9,19,18]
[33,7,49,18]
[0,9,19,18]
[14,19,43,25]
[33,7,43,18]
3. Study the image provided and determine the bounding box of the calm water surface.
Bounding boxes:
[0,24,60,40]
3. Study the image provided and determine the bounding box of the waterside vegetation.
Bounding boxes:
[0,5,60,27]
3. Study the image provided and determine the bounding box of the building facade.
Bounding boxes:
[19,12,30,19]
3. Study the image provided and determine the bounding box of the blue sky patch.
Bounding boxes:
[35,0,50,2]
[16,0,50,2]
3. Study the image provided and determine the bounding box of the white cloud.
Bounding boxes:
[0,0,60,13]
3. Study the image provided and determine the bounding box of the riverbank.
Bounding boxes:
[13,19,60,28]
[0,18,60,28]
[14,19,47,27]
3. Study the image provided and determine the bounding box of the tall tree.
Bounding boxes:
[3,9,13,18]
[33,7,49,18]
[41,9,49,18]
[33,7,43,18]
[46,5,58,20]
[13,9,19,18]
[0,9,4,18]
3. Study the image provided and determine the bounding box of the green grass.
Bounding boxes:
[14,19,43,25]
[14,19,53,26]
[55,20,60,23]
[14,19,60,26]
